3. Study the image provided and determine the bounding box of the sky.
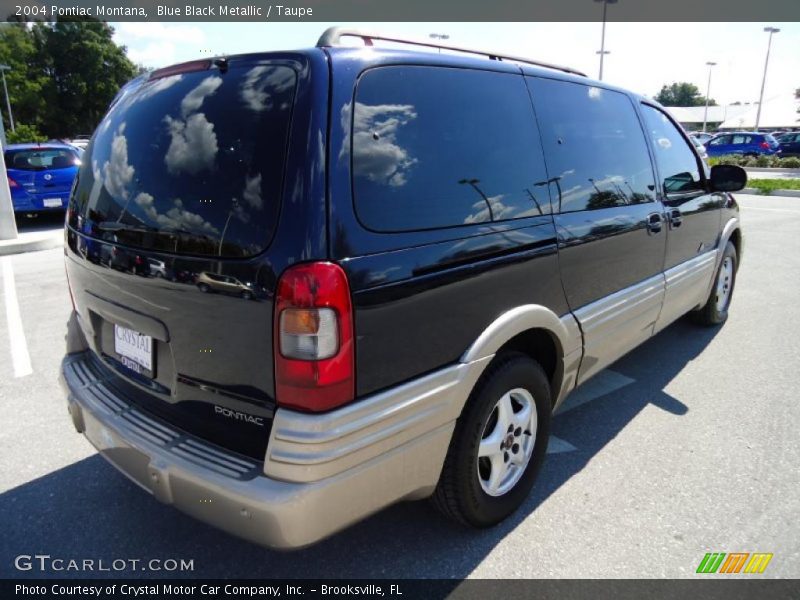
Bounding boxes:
[111,22,800,105]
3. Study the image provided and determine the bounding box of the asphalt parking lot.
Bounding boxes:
[0,195,798,579]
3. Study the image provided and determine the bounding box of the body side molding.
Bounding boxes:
[655,250,718,334]
[573,272,665,385]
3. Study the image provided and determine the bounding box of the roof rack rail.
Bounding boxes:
[316,27,587,78]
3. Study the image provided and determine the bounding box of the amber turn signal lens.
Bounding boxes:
[281,309,321,335]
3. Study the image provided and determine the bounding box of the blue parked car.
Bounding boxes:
[3,143,81,213]
[776,132,800,157]
[705,132,782,157]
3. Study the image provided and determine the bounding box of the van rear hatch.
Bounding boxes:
[64,56,306,460]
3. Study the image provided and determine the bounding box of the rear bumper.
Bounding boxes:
[60,351,488,548]
[11,190,69,212]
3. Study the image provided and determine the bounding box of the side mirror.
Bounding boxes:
[709,164,747,192]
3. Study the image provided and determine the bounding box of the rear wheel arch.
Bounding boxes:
[495,329,559,407]
[460,305,580,409]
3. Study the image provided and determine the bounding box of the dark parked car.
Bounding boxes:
[60,28,746,549]
[776,132,800,157]
[705,132,781,157]
[4,143,81,214]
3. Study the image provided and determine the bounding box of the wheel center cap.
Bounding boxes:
[504,434,515,449]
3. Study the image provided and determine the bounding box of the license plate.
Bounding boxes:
[43,197,63,207]
[114,325,153,376]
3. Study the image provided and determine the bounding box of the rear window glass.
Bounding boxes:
[351,66,551,232]
[68,63,297,258]
[5,148,79,171]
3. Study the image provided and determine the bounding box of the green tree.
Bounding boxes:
[655,82,717,107]
[0,22,49,133]
[0,18,136,138]
[34,18,137,137]
[6,123,44,144]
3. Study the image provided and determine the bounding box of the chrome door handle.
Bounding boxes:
[646,212,662,234]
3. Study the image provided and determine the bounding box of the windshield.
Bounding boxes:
[67,61,297,258]
[5,148,79,171]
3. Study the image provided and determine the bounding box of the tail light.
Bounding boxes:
[8,176,18,188]
[760,141,770,149]
[274,262,354,412]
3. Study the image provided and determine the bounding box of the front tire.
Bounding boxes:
[692,241,737,326]
[432,352,551,527]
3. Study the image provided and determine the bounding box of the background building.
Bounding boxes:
[665,94,800,132]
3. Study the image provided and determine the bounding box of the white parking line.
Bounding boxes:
[547,369,637,454]
[2,256,33,378]
[556,369,636,415]
[547,436,578,454]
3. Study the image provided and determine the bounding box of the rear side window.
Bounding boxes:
[528,77,655,213]
[68,63,297,258]
[5,148,79,171]
[640,105,704,195]
[351,66,551,232]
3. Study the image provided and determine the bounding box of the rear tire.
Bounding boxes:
[432,352,551,527]
[692,241,737,326]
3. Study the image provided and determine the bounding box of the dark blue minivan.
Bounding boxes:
[60,27,747,549]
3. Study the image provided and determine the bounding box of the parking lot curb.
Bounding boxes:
[745,167,800,175]
[772,189,800,198]
[740,188,800,198]
[0,231,63,256]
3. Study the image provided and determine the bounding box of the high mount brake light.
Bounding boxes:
[150,60,211,81]
[274,262,354,412]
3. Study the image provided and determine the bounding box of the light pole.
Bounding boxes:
[218,197,239,257]
[754,27,780,132]
[594,0,618,81]
[429,33,449,53]
[458,178,494,221]
[0,65,15,132]
[702,61,717,134]
[596,50,610,80]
